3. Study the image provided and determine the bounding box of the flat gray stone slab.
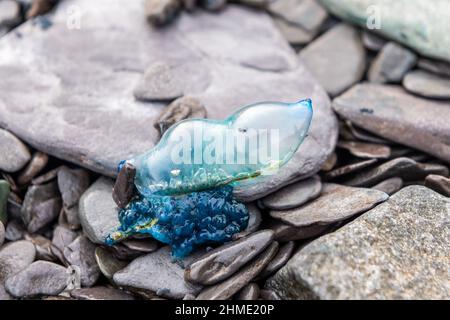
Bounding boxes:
[333,84,450,164]
[266,186,450,299]
[0,0,337,203]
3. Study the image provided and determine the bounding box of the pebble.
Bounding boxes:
[232,203,262,240]
[57,166,90,208]
[273,17,315,46]
[344,157,449,187]
[319,0,450,63]
[337,141,391,159]
[0,222,4,247]
[424,174,450,197]
[32,166,62,185]
[63,236,100,287]
[418,58,450,78]
[79,177,120,244]
[324,159,377,180]
[185,230,274,285]
[267,186,450,299]
[112,163,136,209]
[51,225,78,262]
[259,241,295,278]
[235,283,260,300]
[0,0,21,28]
[5,261,68,298]
[4,219,26,241]
[271,183,388,227]
[299,23,366,97]
[372,177,404,195]
[121,238,159,254]
[362,31,386,51]
[268,220,330,242]
[196,242,279,300]
[26,0,56,19]
[113,246,203,299]
[368,42,417,83]
[70,287,135,300]
[321,152,337,171]
[94,247,128,279]
[261,176,322,210]
[17,152,49,185]
[145,0,181,26]
[21,181,61,233]
[25,234,56,262]
[0,240,36,283]
[403,70,450,99]
[333,83,450,163]
[0,129,30,173]
[0,180,10,223]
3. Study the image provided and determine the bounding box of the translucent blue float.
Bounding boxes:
[106,99,313,257]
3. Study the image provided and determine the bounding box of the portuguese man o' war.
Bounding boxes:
[106,99,313,258]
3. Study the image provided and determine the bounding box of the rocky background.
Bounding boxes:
[0,0,449,300]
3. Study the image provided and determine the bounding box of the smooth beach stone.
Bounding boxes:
[273,17,315,46]
[368,42,417,83]
[324,159,377,180]
[362,31,386,51]
[333,84,450,163]
[343,157,448,187]
[4,219,26,241]
[185,230,274,285]
[337,141,391,159]
[268,220,330,242]
[26,0,56,19]
[403,70,450,99]
[0,180,10,223]
[259,241,295,278]
[299,23,366,97]
[425,174,450,197]
[320,152,337,171]
[57,166,90,208]
[232,203,262,240]
[94,247,128,279]
[418,58,450,78]
[0,221,4,247]
[267,186,450,299]
[0,1,336,188]
[372,177,403,195]
[0,240,36,284]
[70,287,135,300]
[63,236,100,287]
[235,283,260,300]
[51,225,77,262]
[113,246,203,299]
[269,0,328,34]
[145,0,181,26]
[0,0,21,28]
[79,177,119,244]
[5,261,68,298]
[122,238,159,254]
[271,183,388,227]
[17,152,49,185]
[0,129,30,173]
[21,181,61,232]
[196,242,279,300]
[261,176,322,210]
[318,0,450,63]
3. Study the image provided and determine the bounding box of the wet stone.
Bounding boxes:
[267,186,450,299]
[21,181,61,233]
[324,158,377,180]
[95,247,128,279]
[63,236,100,287]
[196,242,279,300]
[368,42,417,83]
[0,129,30,173]
[259,241,295,278]
[333,83,450,163]
[113,246,203,299]
[0,240,36,283]
[5,261,68,298]
[17,152,49,185]
[235,283,260,300]
[343,157,449,187]
[372,177,404,195]
[71,286,135,300]
[145,0,181,26]
[270,183,388,227]
[57,166,90,208]
[403,70,450,99]
[299,23,366,97]
[261,176,322,210]
[185,230,274,285]
[112,163,136,209]
[79,177,120,244]
[425,174,450,197]
[337,141,391,159]
[153,96,207,136]
[268,220,330,242]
